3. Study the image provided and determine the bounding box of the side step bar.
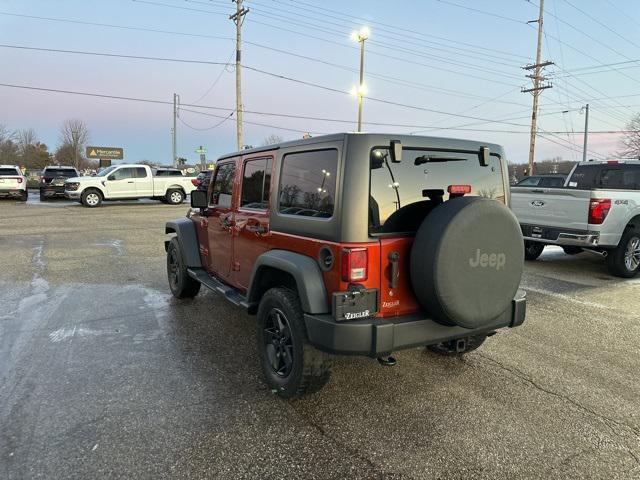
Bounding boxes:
[187,267,249,309]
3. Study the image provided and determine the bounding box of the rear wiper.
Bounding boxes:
[414,156,467,166]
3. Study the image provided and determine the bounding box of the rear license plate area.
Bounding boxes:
[332,289,378,321]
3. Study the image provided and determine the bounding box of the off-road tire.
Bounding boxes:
[427,335,487,356]
[562,246,583,255]
[166,237,201,298]
[524,240,545,261]
[257,288,331,398]
[606,228,640,278]
[81,189,102,208]
[166,189,184,205]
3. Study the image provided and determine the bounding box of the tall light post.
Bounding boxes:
[351,27,369,132]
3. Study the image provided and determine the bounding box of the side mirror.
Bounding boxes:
[107,174,115,181]
[191,189,208,209]
[370,149,385,169]
[390,140,402,163]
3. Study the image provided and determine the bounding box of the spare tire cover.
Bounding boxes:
[410,196,523,329]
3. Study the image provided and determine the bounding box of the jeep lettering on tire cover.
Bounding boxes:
[410,196,523,329]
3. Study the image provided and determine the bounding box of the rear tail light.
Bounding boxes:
[16,177,23,183]
[588,198,611,224]
[191,178,201,187]
[341,248,368,282]
[448,184,471,196]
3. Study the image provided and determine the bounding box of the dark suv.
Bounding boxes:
[165,133,526,398]
[40,166,79,200]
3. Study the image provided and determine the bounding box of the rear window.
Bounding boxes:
[44,168,77,177]
[369,147,505,234]
[156,169,182,176]
[568,164,640,190]
[278,149,337,218]
[0,167,20,176]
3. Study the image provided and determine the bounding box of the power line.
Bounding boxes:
[0,82,631,139]
[190,50,235,104]
[178,110,234,131]
[561,0,640,50]
[0,44,530,125]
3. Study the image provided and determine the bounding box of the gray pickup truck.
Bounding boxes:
[511,159,640,277]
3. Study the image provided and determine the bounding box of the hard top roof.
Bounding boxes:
[216,132,505,161]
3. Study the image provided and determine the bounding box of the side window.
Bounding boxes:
[210,162,236,208]
[111,168,135,180]
[278,149,338,218]
[241,158,272,209]
[516,177,540,187]
[134,167,148,178]
[568,165,600,189]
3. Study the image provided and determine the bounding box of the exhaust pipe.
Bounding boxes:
[583,249,608,258]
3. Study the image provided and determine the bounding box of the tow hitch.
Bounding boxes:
[454,338,467,353]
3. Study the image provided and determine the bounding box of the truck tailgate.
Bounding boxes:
[510,186,592,231]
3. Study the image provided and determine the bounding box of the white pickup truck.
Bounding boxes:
[65,164,196,208]
[511,159,640,277]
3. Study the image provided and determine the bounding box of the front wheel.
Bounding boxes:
[524,240,545,261]
[166,189,184,205]
[81,189,102,208]
[606,229,640,278]
[166,237,201,298]
[257,288,331,398]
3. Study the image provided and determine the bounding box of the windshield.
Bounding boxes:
[96,166,118,177]
[44,168,77,177]
[369,147,505,234]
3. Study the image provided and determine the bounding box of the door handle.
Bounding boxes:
[246,224,268,234]
[388,251,400,289]
[531,189,544,193]
[127,181,135,184]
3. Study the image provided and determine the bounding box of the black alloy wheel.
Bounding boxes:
[263,307,295,378]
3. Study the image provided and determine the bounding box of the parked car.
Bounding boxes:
[65,164,197,207]
[164,133,527,398]
[0,165,28,201]
[40,166,79,200]
[513,174,566,188]
[511,159,640,277]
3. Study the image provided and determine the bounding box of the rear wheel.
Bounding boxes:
[81,189,102,207]
[606,229,640,278]
[166,237,201,298]
[524,241,545,261]
[39,192,46,201]
[257,288,331,398]
[20,190,28,201]
[166,189,184,205]
[562,246,583,255]
[427,334,487,356]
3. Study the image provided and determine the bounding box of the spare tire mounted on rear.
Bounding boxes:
[410,197,523,329]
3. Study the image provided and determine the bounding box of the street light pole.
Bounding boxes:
[352,27,369,132]
[582,103,589,162]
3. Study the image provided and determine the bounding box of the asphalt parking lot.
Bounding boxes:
[1,194,639,479]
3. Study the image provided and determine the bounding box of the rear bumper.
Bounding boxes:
[304,290,526,357]
[40,185,66,197]
[521,224,601,247]
[0,188,26,197]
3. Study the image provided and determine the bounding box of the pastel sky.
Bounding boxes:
[1,0,639,165]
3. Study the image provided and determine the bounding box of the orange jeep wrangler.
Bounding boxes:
[165,133,526,398]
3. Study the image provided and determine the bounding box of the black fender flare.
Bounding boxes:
[248,250,329,314]
[165,218,202,267]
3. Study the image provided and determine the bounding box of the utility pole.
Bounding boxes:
[172,93,179,167]
[230,0,249,151]
[351,27,370,132]
[522,0,553,176]
[582,103,589,162]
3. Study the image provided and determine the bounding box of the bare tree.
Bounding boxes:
[618,114,640,159]
[16,128,37,157]
[59,119,90,168]
[262,134,284,146]
[0,125,19,165]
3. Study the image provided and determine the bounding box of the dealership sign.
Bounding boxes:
[86,146,124,160]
